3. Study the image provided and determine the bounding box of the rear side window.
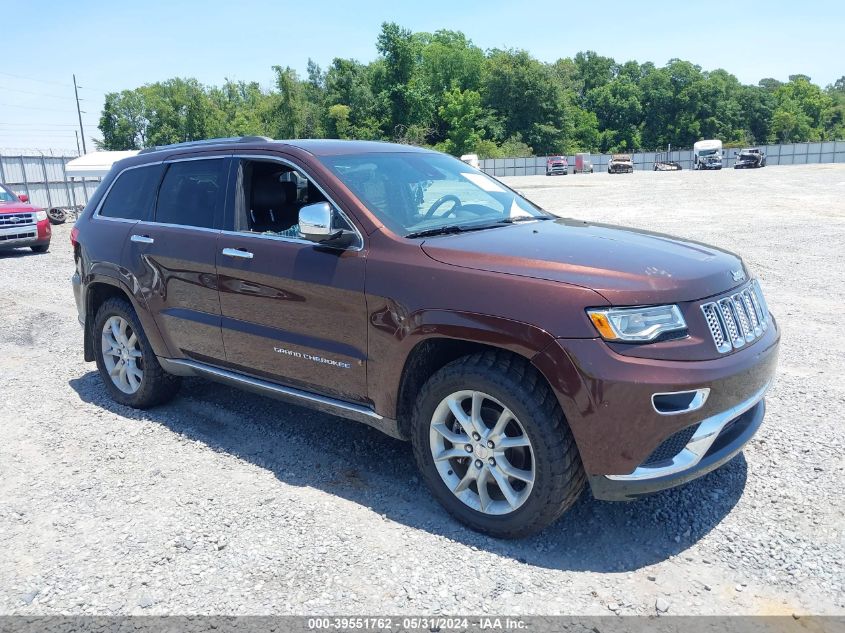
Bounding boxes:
[98,164,163,221]
[155,159,227,229]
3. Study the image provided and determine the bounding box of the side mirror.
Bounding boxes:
[298,202,356,248]
[18,194,29,203]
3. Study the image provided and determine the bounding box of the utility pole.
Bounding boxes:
[74,131,81,156]
[73,74,87,155]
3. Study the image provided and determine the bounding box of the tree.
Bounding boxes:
[99,25,845,156]
[437,87,484,155]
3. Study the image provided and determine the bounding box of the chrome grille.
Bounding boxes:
[0,212,35,227]
[701,281,770,354]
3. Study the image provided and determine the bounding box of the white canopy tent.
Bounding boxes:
[64,150,139,179]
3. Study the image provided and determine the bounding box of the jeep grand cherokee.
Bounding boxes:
[71,137,779,538]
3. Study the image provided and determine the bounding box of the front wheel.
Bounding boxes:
[411,352,585,538]
[30,244,49,253]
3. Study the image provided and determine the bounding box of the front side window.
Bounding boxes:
[155,159,227,229]
[98,164,163,221]
[0,184,19,203]
[318,152,547,237]
[232,159,355,240]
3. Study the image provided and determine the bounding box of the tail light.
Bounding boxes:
[70,226,79,247]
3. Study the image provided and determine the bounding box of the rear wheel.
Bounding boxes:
[93,297,181,408]
[411,351,585,538]
[30,244,49,253]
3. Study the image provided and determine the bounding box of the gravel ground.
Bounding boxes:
[0,164,843,616]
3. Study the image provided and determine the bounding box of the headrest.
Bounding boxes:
[251,176,289,212]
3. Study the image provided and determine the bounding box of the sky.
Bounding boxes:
[2,0,843,154]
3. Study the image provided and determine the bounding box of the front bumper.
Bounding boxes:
[0,219,51,250]
[588,384,767,500]
[533,315,779,498]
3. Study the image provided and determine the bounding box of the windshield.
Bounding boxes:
[0,185,19,203]
[319,152,547,237]
[699,149,719,157]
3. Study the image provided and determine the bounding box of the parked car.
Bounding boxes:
[608,154,634,174]
[71,137,779,538]
[545,155,568,175]
[573,152,593,174]
[0,183,51,253]
[734,148,766,169]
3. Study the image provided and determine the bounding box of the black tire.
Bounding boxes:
[30,244,49,253]
[93,296,181,408]
[410,351,585,538]
[47,208,67,224]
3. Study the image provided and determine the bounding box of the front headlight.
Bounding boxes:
[587,305,687,342]
[35,210,48,221]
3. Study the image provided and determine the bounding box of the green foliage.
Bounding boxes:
[98,25,845,155]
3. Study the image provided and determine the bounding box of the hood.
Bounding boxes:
[0,200,39,214]
[420,218,747,305]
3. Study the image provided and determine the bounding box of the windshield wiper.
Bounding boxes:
[405,223,504,239]
[496,215,552,224]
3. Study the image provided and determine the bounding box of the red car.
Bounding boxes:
[545,155,568,176]
[0,183,51,253]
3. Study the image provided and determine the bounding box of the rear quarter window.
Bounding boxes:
[98,164,163,221]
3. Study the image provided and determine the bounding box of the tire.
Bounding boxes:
[30,244,49,253]
[93,296,181,408]
[47,208,67,224]
[410,351,585,538]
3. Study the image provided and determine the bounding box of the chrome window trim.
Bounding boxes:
[91,160,164,223]
[230,153,365,252]
[93,155,231,228]
[135,220,221,235]
[608,379,771,481]
[91,152,365,251]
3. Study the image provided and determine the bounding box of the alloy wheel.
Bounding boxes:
[429,390,535,515]
[101,316,144,394]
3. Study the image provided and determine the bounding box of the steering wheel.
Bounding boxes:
[424,194,462,219]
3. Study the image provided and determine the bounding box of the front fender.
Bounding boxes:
[367,306,570,420]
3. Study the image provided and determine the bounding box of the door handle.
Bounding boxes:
[130,234,154,244]
[222,247,254,259]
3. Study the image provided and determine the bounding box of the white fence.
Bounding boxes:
[0,154,101,210]
[480,140,845,176]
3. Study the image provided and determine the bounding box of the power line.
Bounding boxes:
[0,71,110,94]
[0,102,81,113]
[0,71,74,87]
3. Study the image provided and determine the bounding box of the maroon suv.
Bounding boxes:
[71,137,779,537]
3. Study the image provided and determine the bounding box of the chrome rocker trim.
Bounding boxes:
[606,379,772,482]
[159,357,402,439]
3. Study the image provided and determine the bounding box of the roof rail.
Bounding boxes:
[138,136,272,155]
